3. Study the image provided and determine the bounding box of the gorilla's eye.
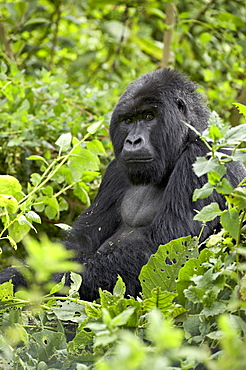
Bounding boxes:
[176,98,186,112]
[145,112,154,120]
[124,117,133,124]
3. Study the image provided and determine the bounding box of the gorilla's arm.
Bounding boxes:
[0,160,128,291]
[152,139,245,245]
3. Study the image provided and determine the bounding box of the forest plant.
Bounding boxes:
[1,106,246,369]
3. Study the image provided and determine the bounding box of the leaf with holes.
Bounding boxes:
[176,249,213,307]
[139,236,199,299]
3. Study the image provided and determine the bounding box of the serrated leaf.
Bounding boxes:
[139,236,199,298]
[234,103,246,117]
[193,202,222,222]
[177,249,213,306]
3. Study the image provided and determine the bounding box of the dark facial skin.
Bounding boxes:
[120,109,157,163]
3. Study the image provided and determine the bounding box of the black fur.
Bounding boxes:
[1,69,245,301]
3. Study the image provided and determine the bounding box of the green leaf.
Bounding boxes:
[228,187,246,210]
[193,182,214,201]
[202,301,227,318]
[31,329,66,362]
[111,307,135,327]
[193,202,222,222]
[23,235,81,283]
[55,133,72,152]
[69,149,99,181]
[86,139,107,156]
[193,157,220,177]
[70,272,83,292]
[216,178,234,195]
[234,103,246,117]
[18,214,37,232]
[200,32,212,44]
[220,209,240,240]
[207,163,226,185]
[143,288,177,316]
[139,236,199,298]
[49,277,65,295]
[146,309,183,349]
[51,300,86,323]
[87,120,103,134]
[113,275,126,298]
[24,18,50,26]
[0,281,14,300]
[231,150,246,162]
[0,175,22,195]
[177,249,213,306]
[224,123,246,145]
[209,125,223,141]
[0,194,18,213]
[25,210,41,224]
[8,221,30,243]
[27,155,49,165]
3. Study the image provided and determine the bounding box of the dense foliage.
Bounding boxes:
[0,1,246,369]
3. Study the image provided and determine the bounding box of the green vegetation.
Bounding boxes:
[0,1,246,369]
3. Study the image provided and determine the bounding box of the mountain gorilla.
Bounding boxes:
[1,69,245,301]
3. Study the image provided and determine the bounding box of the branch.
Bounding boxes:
[161,2,176,68]
[0,14,15,61]
[49,0,62,69]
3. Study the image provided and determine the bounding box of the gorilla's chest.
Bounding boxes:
[121,185,163,228]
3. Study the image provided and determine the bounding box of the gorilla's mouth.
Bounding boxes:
[125,158,154,163]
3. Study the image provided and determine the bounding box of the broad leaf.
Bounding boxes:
[220,209,240,240]
[177,249,213,306]
[139,236,199,298]
[193,202,222,222]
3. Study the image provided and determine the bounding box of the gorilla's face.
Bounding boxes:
[110,69,209,186]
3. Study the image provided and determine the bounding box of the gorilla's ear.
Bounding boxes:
[175,98,186,114]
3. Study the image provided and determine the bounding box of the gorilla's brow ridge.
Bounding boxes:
[116,102,159,120]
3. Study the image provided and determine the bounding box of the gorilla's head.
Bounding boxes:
[110,68,209,185]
